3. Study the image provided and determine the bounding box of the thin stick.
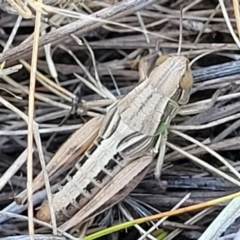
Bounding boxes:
[170,129,240,181]
[0,0,158,63]
[232,0,240,39]
[7,0,32,18]
[138,193,191,240]
[0,211,75,240]
[27,0,42,238]
[0,149,28,191]
[3,14,22,52]
[167,142,240,187]
[170,112,240,130]
[219,0,240,48]
[177,7,183,55]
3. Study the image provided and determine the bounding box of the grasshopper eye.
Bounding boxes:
[180,64,193,90]
[179,64,193,105]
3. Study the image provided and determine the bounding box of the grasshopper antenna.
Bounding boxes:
[177,7,183,55]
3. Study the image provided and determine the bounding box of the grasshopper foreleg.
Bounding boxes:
[156,99,179,134]
[154,99,180,189]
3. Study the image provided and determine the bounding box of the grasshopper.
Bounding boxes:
[36,54,193,230]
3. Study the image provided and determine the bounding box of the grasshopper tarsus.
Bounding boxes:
[155,177,168,191]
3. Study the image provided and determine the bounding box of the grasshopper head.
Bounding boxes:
[118,55,193,136]
[155,55,193,105]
